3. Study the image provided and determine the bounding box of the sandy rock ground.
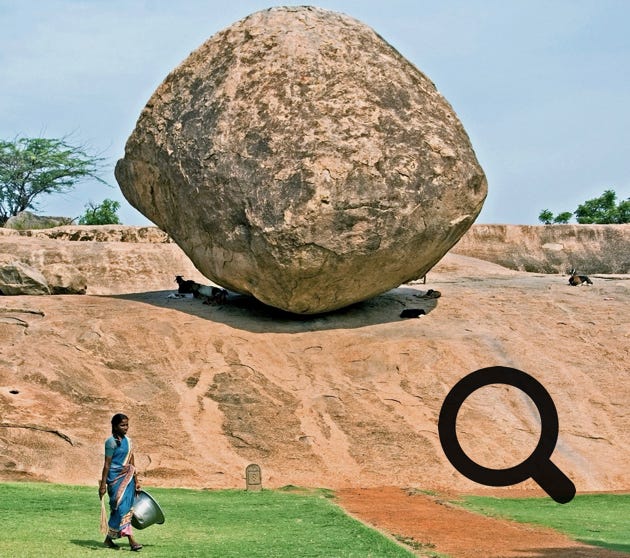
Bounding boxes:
[1,228,628,556]
[1,251,627,492]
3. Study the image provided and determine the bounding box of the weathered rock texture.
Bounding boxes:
[41,264,87,295]
[3,211,73,230]
[116,6,487,314]
[0,225,171,244]
[0,227,207,295]
[0,255,86,296]
[1,243,627,493]
[454,224,630,274]
[0,257,50,295]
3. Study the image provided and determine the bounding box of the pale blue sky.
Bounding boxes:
[1,0,628,225]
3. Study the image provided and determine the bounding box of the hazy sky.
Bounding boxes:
[1,0,628,225]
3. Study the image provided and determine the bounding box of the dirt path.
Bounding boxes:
[335,487,628,558]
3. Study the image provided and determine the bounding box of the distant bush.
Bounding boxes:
[553,211,573,224]
[538,209,554,225]
[78,199,121,225]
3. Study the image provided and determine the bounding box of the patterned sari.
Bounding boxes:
[105,435,136,539]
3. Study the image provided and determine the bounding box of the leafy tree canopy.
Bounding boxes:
[0,136,107,225]
[553,211,573,224]
[538,189,629,224]
[575,189,629,224]
[78,198,121,225]
[538,209,554,225]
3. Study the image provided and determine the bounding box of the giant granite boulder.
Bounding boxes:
[116,6,487,313]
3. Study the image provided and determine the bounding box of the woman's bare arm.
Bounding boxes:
[99,455,112,498]
[129,453,141,491]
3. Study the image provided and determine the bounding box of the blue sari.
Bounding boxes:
[105,435,136,539]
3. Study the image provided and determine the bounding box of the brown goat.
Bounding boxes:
[568,268,593,286]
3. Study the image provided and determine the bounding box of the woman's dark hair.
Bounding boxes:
[111,413,128,445]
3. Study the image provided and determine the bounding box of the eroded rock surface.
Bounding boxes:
[0,229,206,295]
[116,6,487,313]
[453,224,630,274]
[41,264,87,295]
[0,225,171,243]
[1,251,627,492]
[3,211,73,230]
[0,257,50,295]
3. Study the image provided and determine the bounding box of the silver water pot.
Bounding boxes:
[132,490,165,529]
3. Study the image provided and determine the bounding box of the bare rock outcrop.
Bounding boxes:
[454,224,630,274]
[3,211,73,230]
[41,264,87,295]
[0,229,207,295]
[0,257,86,296]
[1,253,627,492]
[116,6,487,314]
[0,225,171,244]
[0,257,50,295]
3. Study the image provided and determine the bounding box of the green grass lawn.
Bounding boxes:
[460,493,630,553]
[0,483,415,557]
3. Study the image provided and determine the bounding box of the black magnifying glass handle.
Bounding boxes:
[531,459,576,504]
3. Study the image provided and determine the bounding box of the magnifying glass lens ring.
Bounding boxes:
[439,366,560,486]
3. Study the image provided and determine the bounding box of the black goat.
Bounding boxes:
[400,308,426,318]
[175,275,197,294]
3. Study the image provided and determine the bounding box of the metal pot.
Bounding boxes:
[132,490,165,529]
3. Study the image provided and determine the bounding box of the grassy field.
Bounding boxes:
[3,483,628,557]
[0,483,415,557]
[461,493,630,553]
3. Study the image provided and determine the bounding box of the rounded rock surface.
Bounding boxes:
[116,6,487,313]
[0,257,50,295]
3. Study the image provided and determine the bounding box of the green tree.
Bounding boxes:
[553,211,573,224]
[616,198,630,223]
[78,198,121,225]
[574,189,629,224]
[538,209,554,224]
[0,136,107,225]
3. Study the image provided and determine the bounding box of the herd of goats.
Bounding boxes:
[173,268,594,310]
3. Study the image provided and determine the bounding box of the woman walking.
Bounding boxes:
[99,413,143,551]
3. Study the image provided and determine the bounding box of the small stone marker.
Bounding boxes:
[245,463,262,491]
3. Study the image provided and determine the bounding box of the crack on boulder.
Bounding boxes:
[0,422,74,446]
[0,308,45,316]
[0,317,29,327]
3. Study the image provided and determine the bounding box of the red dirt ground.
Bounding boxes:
[335,487,628,558]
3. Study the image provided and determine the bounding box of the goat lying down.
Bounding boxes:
[175,275,196,294]
[568,268,593,286]
[175,276,229,304]
[192,283,228,305]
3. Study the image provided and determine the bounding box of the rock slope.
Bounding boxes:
[1,226,627,493]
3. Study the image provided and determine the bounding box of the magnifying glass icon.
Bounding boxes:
[438,366,575,504]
